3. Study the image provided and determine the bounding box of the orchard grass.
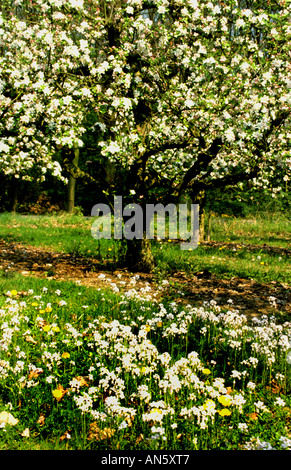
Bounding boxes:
[0,211,290,285]
[208,212,291,249]
[0,211,290,449]
[0,273,290,450]
[153,240,290,284]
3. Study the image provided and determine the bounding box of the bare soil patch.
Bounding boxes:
[0,239,290,321]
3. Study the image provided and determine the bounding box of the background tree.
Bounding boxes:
[0,0,290,270]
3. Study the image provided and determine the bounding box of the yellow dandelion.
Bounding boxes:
[52,389,63,400]
[219,408,231,417]
[31,302,38,307]
[202,368,211,375]
[43,325,51,332]
[61,352,70,359]
[52,385,67,401]
[52,326,60,333]
[145,325,151,332]
[10,290,18,296]
[45,306,53,313]
[218,395,232,407]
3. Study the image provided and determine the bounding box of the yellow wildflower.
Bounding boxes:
[219,408,231,417]
[45,306,53,313]
[61,352,70,359]
[52,385,67,401]
[43,325,51,332]
[218,395,232,407]
[52,389,63,400]
[202,368,211,375]
[10,290,18,296]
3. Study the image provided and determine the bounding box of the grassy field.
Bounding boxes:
[0,211,290,451]
[0,211,290,284]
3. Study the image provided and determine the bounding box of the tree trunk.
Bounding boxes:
[10,177,19,213]
[199,209,205,242]
[191,190,206,243]
[207,212,212,242]
[125,234,155,272]
[67,144,79,213]
[67,174,76,213]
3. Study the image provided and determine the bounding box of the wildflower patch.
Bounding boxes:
[0,286,290,450]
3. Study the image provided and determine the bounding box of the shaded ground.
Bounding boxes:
[0,238,290,321]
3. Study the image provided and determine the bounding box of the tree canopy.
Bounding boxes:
[0,0,290,203]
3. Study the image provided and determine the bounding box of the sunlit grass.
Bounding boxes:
[154,241,290,284]
[209,213,291,248]
[0,211,290,251]
[0,211,290,285]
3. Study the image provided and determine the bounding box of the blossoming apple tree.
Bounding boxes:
[0,0,290,270]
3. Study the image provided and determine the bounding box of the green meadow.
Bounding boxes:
[0,211,290,450]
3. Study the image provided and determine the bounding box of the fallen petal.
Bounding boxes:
[21,428,30,438]
[0,411,19,426]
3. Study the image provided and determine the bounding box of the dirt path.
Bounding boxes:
[0,239,290,321]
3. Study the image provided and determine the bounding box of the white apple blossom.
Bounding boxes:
[0,0,289,202]
[224,129,236,142]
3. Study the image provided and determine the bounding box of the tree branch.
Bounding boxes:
[142,139,193,161]
[177,109,290,198]
[191,165,260,196]
[259,109,290,146]
[177,137,223,196]
[127,138,194,194]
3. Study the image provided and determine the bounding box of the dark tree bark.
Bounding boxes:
[67,144,79,213]
[125,235,155,273]
[10,177,19,213]
[190,189,206,242]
